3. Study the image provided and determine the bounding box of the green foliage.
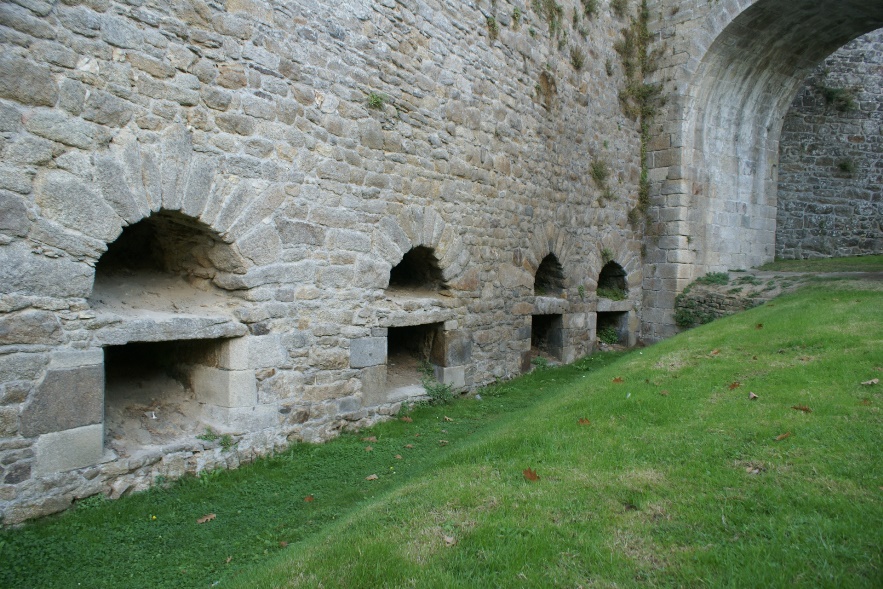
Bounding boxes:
[577,284,586,300]
[530,356,550,370]
[570,45,585,71]
[597,286,626,301]
[817,84,857,112]
[600,247,614,264]
[512,7,522,29]
[486,16,499,41]
[695,271,730,286]
[419,360,454,404]
[673,293,717,328]
[837,158,856,175]
[367,91,386,110]
[590,159,610,186]
[581,0,598,18]
[597,326,619,344]
[611,0,629,18]
[196,427,219,442]
[533,0,564,36]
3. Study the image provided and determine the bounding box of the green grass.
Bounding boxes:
[758,255,883,273]
[2,280,882,588]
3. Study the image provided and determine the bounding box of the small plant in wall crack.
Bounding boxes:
[600,247,614,264]
[836,158,856,175]
[367,91,386,110]
[590,159,610,186]
[486,16,500,41]
[570,46,586,71]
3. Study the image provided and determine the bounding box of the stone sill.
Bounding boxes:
[534,295,569,315]
[596,299,633,313]
[90,310,247,346]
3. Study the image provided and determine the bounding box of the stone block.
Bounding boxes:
[430,330,472,367]
[359,365,388,407]
[0,310,62,346]
[433,365,465,389]
[20,365,104,437]
[191,367,257,408]
[350,337,387,368]
[0,55,58,107]
[34,424,104,476]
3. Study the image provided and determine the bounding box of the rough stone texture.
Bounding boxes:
[20,365,104,436]
[33,424,104,477]
[776,31,883,259]
[350,337,387,369]
[0,0,879,524]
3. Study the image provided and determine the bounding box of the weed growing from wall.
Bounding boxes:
[367,92,386,109]
[614,0,663,225]
[487,16,500,41]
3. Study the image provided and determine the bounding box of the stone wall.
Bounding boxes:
[776,29,883,259]
[0,0,645,523]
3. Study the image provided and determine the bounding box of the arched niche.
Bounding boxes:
[387,246,447,294]
[534,254,565,296]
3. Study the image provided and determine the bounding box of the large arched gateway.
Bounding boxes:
[641,0,883,340]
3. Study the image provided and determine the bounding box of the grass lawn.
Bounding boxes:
[1,278,881,588]
[757,254,883,273]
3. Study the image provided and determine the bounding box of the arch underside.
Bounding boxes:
[684,0,883,271]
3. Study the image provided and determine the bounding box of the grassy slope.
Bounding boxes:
[229,281,883,588]
[758,254,883,273]
[1,280,881,588]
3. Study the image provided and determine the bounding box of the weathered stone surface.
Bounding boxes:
[20,365,104,437]
[430,330,472,367]
[0,407,19,437]
[350,337,386,368]
[0,54,58,107]
[34,423,104,476]
[34,170,122,241]
[82,90,134,127]
[0,241,93,298]
[0,191,31,236]
[0,310,62,345]
[191,366,258,408]
[25,111,110,149]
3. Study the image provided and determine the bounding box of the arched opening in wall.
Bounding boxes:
[92,211,248,457]
[597,261,627,300]
[388,246,447,294]
[662,0,883,273]
[534,254,565,296]
[596,261,631,347]
[386,323,442,395]
[776,28,883,260]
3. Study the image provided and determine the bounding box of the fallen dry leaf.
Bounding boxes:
[728,381,741,390]
[395,454,402,460]
[226,556,232,564]
[860,399,872,406]
[612,377,623,383]
[659,390,669,396]
[400,416,413,422]
[523,468,540,482]
[404,444,414,449]
[439,440,449,446]
[775,432,791,441]
[362,436,377,442]
[756,323,764,330]
[304,495,314,502]
[577,418,591,426]
[791,405,812,413]
[196,513,216,524]
[279,541,288,548]
[365,474,378,481]
[444,535,457,547]
[444,416,454,422]
[748,392,759,400]
[861,378,879,386]
[710,349,721,356]
[752,355,758,360]
[364,446,373,452]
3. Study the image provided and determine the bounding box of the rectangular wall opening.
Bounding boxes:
[386,323,442,393]
[104,339,225,457]
[596,311,629,346]
[531,314,563,362]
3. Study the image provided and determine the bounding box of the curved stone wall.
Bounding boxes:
[776,29,883,259]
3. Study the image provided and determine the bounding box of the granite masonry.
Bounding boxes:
[0,0,880,523]
[776,30,883,259]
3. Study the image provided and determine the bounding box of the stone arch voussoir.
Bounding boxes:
[525,223,577,288]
